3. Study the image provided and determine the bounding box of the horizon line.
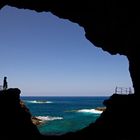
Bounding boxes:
[21,95,110,97]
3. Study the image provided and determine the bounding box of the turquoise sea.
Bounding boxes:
[21,96,108,135]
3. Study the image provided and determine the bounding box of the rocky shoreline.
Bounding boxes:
[31,117,43,126]
[95,107,106,111]
[31,107,106,126]
[19,101,44,126]
[1,88,137,139]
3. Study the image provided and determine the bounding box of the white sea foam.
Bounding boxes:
[36,116,63,121]
[77,109,103,114]
[25,100,53,104]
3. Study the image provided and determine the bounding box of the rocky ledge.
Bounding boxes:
[0,89,139,140]
[0,88,41,139]
[20,101,43,126]
[95,107,106,111]
[32,116,44,126]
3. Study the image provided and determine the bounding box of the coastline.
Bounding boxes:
[31,106,106,126]
[32,117,44,126]
[95,107,106,111]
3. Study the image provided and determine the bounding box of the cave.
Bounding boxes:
[0,1,139,140]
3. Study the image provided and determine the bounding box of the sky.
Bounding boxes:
[0,6,133,96]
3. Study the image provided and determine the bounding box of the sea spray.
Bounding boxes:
[77,109,103,114]
[23,100,53,104]
[36,116,63,121]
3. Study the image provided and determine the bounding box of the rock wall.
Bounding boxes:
[0,1,139,139]
[0,0,139,95]
[0,89,138,139]
[0,88,41,139]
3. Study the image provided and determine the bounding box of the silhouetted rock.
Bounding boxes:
[0,0,139,95]
[0,88,41,139]
[56,94,139,140]
[0,1,139,139]
[92,94,139,140]
[0,89,139,139]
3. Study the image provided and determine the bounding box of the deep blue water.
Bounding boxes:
[21,96,108,135]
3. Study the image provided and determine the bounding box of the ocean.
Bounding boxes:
[21,96,108,135]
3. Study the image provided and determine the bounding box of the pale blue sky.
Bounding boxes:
[0,6,133,96]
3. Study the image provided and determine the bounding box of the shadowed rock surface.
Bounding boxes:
[0,89,139,139]
[0,1,139,139]
[46,94,139,140]
[0,1,139,95]
[0,88,41,139]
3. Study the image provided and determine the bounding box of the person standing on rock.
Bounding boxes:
[3,76,8,90]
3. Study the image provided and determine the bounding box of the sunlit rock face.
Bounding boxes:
[0,1,139,140]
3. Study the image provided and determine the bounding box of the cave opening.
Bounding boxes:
[0,6,133,136]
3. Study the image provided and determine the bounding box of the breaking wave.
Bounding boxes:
[77,109,103,114]
[24,100,53,104]
[36,116,63,121]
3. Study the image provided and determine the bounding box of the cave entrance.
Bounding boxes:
[0,6,133,136]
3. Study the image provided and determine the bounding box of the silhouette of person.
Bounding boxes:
[3,76,8,90]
